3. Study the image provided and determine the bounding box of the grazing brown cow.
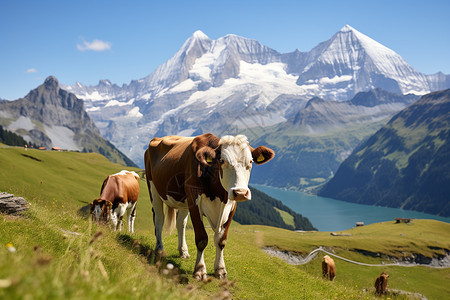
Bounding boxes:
[90,170,140,232]
[144,133,274,280]
[322,255,336,281]
[375,271,389,295]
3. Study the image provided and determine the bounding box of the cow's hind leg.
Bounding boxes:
[128,202,137,233]
[150,182,165,254]
[176,209,190,258]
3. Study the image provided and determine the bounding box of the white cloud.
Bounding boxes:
[77,39,112,52]
[25,68,38,73]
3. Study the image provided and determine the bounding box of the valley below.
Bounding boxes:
[253,185,450,231]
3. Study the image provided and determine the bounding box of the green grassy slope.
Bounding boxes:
[1,146,448,299]
[320,89,450,216]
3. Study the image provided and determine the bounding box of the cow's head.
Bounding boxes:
[195,134,274,202]
[90,199,112,223]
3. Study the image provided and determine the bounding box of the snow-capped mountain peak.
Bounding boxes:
[295,24,433,99]
[64,25,450,166]
[192,30,209,40]
[339,24,355,32]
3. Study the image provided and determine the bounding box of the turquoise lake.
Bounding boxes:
[252,184,450,232]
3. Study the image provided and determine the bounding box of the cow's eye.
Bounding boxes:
[219,159,225,164]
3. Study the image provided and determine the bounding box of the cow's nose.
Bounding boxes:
[231,188,251,202]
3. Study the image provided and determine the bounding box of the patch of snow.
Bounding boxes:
[168,79,197,94]
[319,75,352,85]
[139,93,152,100]
[192,30,209,40]
[126,107,143,118]
[86,107,100,112]
[187,61,305,107]
[105,98,134,107]
[79,91,107,101]
[403,89,429,96]
[189,41,227,82]
[44,125,80,151]
[8,116,35,131]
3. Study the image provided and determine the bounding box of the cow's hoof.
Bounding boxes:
[215,268,227,279]
[180,252,190,259]
[193,272,207,281]
[155,250,167,263]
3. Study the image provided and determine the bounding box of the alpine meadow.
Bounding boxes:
[1,3,450,298]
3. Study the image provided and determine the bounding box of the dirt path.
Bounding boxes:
[263,246,450,268]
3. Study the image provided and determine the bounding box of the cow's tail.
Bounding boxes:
[165,206,177,234]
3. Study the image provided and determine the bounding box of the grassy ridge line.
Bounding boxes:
[0,146,447,299]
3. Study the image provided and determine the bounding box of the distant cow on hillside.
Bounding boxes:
[375,271,389,295]
[90,170,140,232]
[322,255,336,281]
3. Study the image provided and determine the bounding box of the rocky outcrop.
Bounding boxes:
[0,192,30,215]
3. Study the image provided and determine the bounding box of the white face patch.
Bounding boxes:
[218,135,253,201]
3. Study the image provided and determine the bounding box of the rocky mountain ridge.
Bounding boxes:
[0,76,136,167]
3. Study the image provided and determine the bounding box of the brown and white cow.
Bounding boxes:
[144,133,274,280]
[322,255,336,281]
[375,271,389,295]
[90,170,140,233]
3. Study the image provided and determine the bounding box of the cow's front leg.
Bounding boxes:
[214,202,236,279]
[189,201,208,280]
[110,211,118,230]
[116,203,127,231]
[194,242,207,281]
[214,231,227,279]
[176,209,190,258]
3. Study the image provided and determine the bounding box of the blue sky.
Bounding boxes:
[1,0,449,100]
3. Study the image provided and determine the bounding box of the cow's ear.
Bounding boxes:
[195,146,216,165]
[251,146,275,165]
[195,146,216,177]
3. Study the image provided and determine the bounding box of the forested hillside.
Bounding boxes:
[0,125,37,148]
[234,187,316,231]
